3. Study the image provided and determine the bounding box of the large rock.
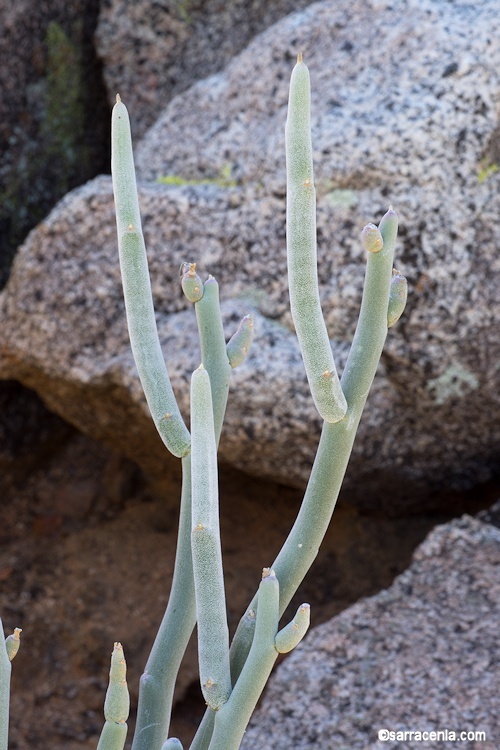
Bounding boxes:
[241,514,500,749]
[0,0,109,286]
[0,0,498,511]
[95,0,313,138]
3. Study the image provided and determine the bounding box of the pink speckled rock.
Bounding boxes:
[0,0,498,511]
[241,514,500,749]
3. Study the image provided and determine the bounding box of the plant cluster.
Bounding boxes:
[1,54,406,750]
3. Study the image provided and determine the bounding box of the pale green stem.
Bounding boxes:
[97,722,128,750]
[191,367,231,709]
[203,576,310,750]
[131,455,196,750]
[207,572,280,750]
[286,57,347,423]
[228,609,256,685]
[0,620,12,750]
[112,97,190,458]
[194,278,232,443]
[188,710,216,750]
[186,278,234,747]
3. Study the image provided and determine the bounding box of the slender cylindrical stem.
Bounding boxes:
[133,279,232,749]
[189,711,216,750]
[208,572,280,750]
[341,209,398,404]
[113,95,196,747]
[111,96,142,237]
[112,97,190,458]
[0,620,12,750]
[97,722,128,750]
[228,608,256,686]
[191,366,231,710]
[182,279,235,748]
[194,278,232,444]
[286,56,347,423]
[132,455,196,750]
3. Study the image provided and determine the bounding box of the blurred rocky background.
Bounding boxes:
[0,1,499,748]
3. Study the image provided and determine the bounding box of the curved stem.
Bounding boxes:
[132,455,196,750]
[229,207,398,684]
[286,57,347,423]
[112,97,190,458]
